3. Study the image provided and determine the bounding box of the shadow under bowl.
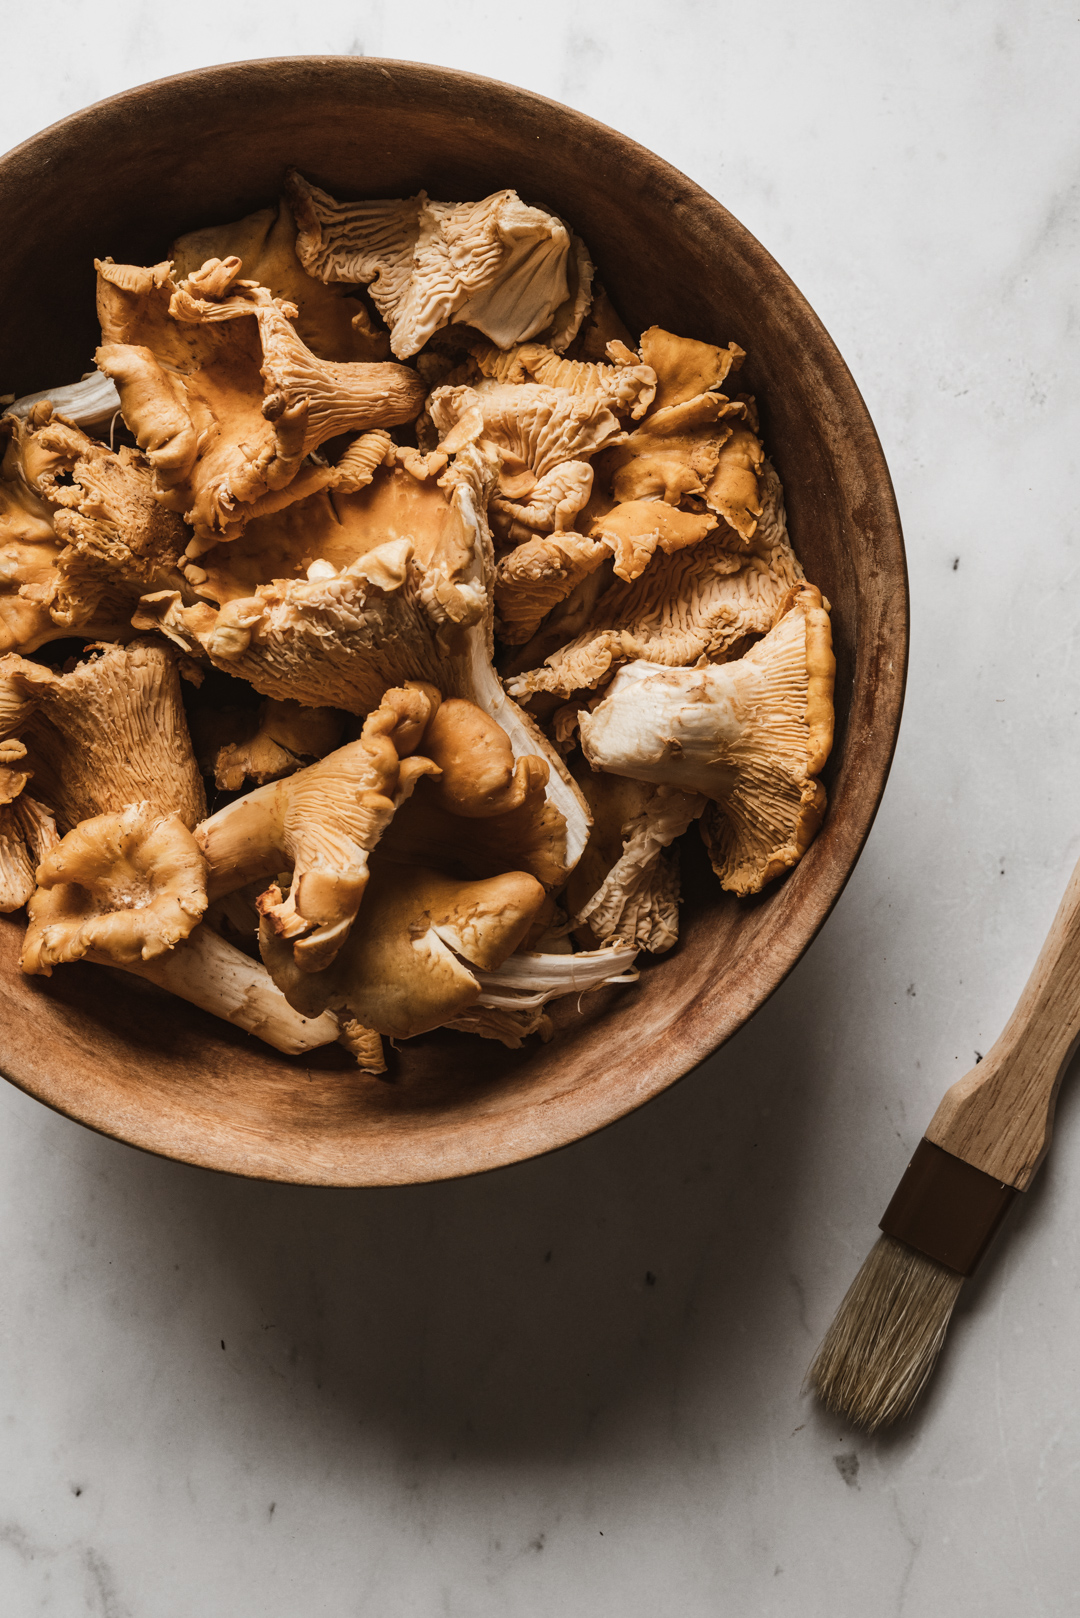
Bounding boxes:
[0,56,907,1185]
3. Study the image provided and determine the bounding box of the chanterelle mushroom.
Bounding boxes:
[136,444,591,879]
[191,697,345,792]
[2,404,190,653]
[469,338,657,422]
[0,669,56,910]
[259,859,546,1040]
[427,380,624,544]
[0,784,58,913]
[507,460,802,700]
[376,696,571,888]
[287,172,590,359]
[578,584,835,895]
[196,683,443,971]
[94,255,424,547]
[171,196,391,363]
[1,404,188,655]
[566,769,704,953]
[2,639,206,833]
[0,682,59,912]
[21,802,207,974]
[494,530,613,646]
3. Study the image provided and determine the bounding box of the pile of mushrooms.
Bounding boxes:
[0,172,835,1076]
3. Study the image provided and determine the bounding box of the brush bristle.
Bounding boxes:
[807,1235,964,1431]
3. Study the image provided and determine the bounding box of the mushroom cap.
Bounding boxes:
[188,455,466,608]
[133,448,495,711]
[373,695,572,889]
[1,407,185,656]
[94,256,423,546]
[4,639,206,833]
[17,410,188,639]
[704,424,765,543]
[288,174,585,359]
[587,500,717,584]
[489,461,596,548]
[579,584,835,895]
[430,380,623,489]
[420,697,548,819]
[197,683,443,971]
[470,340,657,421]
[171,197,391,363]
[638,326,744,412]
[260,859,546,1040]
[507,460,801,700]
[494,530,612,646]
[21,803,207,974]
[136,442,591,881]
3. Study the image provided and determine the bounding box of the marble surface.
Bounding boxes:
[2,4,1080,1613]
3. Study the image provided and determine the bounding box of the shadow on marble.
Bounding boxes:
[66,882,1063,1478]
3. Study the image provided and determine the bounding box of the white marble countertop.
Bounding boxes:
[2,5,1079,1614]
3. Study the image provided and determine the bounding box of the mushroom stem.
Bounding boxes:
[6,371,121,431]
[114,924,341,1055]
[472,944,639,1009]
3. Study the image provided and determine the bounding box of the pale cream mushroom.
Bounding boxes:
[566,768,704,953]
[287,172,589,358]
[438,934,639,1044]
[6,370,121,433]
[467,942,639,1012]
[579,585,835,896]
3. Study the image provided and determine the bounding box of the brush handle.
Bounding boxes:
[926,853,1080,1189]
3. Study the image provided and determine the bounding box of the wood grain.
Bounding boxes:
[926,856,1080,1188]
[0,58,908,1185]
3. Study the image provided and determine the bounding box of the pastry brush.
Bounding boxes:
[808,852,1080,1430]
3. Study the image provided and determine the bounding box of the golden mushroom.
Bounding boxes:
[579,585,836,895]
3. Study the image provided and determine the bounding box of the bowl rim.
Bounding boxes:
[0,55,908,1184]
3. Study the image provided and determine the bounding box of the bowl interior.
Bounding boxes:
[0,58,907,1184]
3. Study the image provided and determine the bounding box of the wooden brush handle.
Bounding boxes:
[926,854,1080,1189]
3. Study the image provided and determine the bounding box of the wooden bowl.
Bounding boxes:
[0,58,907,1185]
